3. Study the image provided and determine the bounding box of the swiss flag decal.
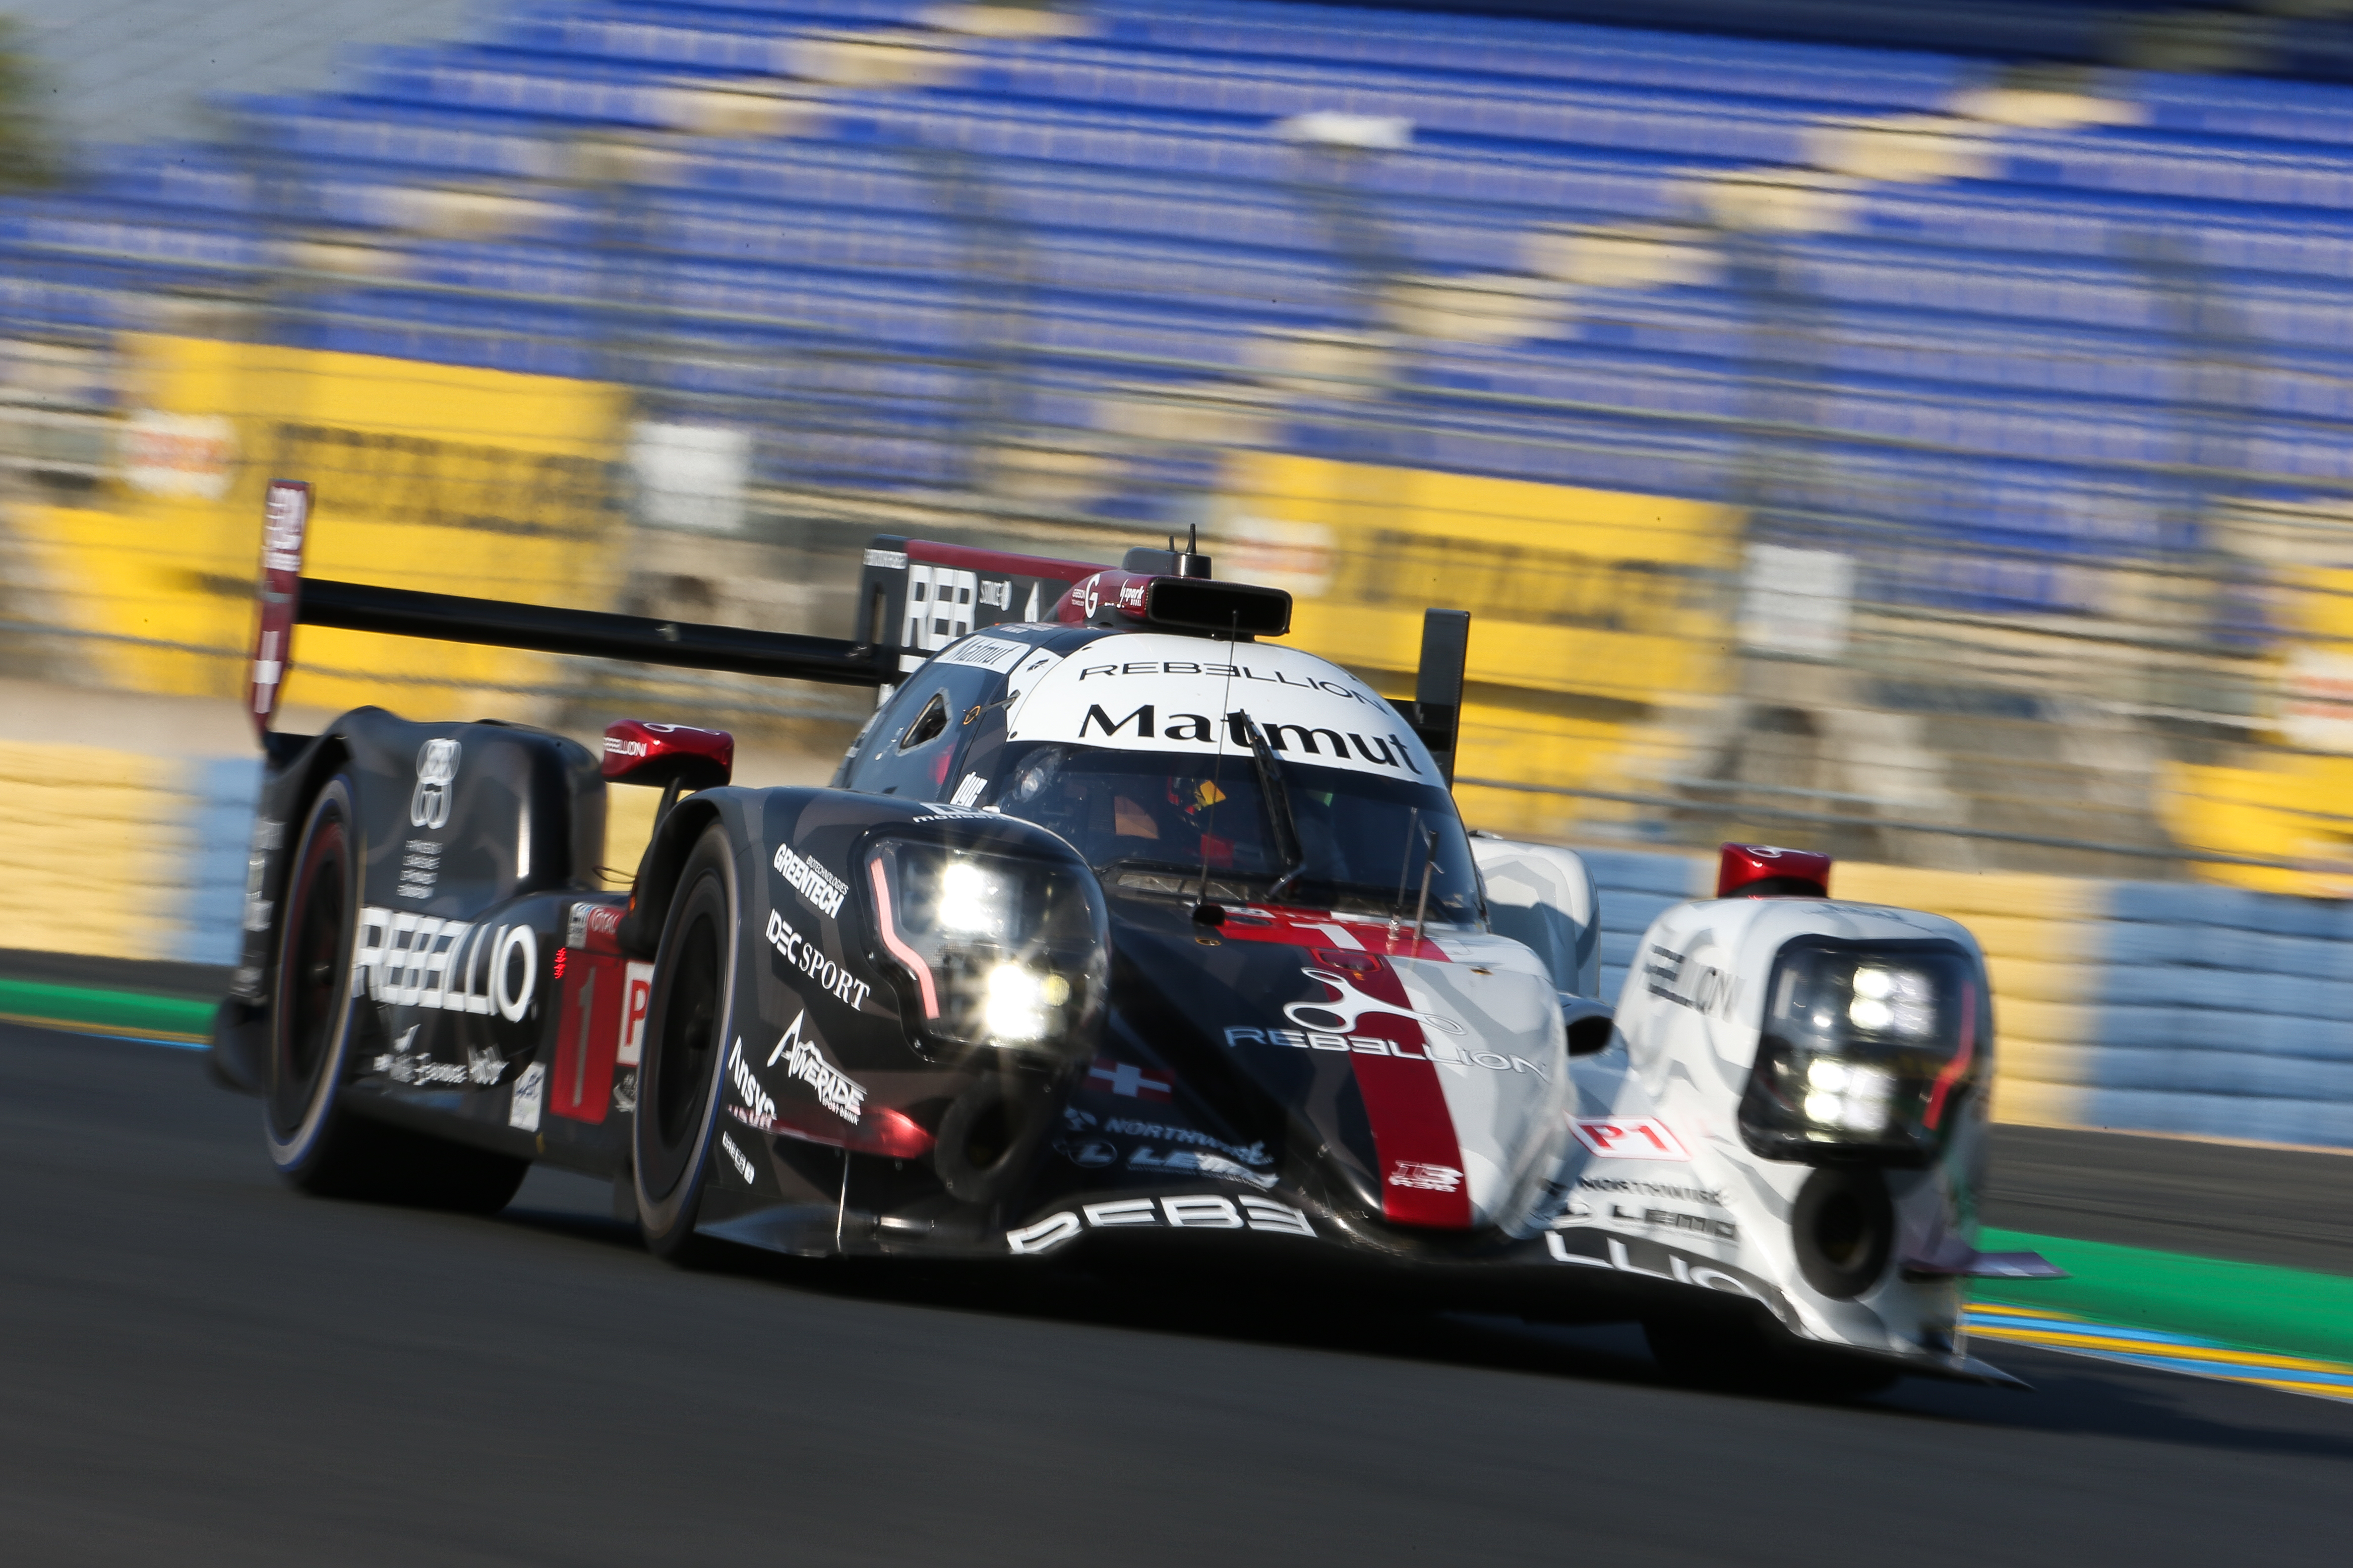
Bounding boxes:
[1085,1058,1172,1101]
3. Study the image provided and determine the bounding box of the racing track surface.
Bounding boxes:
[5,1020,2351,1568]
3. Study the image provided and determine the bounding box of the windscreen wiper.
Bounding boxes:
[1233,711,1307,902]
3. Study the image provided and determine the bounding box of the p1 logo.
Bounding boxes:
[1572,1117,1690,1161]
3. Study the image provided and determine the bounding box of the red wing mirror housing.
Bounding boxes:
[1718,842,1831,899]
[604,720,734,791]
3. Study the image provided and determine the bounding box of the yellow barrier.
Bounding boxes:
[0,743,190,960]
[12,335,630,715]
[1214,451,1738,839]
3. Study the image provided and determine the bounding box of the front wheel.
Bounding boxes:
[633,825,740,1262]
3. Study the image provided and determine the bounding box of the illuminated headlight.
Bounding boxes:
[983,963,1071,1043]
[1738,937,1987,1165]
[1802,1057,1894,1133]
[938,861,1012,939]
[866,837,1104,1056]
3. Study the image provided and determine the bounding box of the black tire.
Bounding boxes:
[633,825,740,1263]
[1791,1166,1895,1301]
[1643,1310,1901,1401]
[266,775,372,1191]
[265,774,528,1214]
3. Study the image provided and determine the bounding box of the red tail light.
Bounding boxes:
[1718,842,1831,899]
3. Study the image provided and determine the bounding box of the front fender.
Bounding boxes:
[1560,896,1994,1373]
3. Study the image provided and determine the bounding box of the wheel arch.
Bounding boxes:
[617,794,730,961]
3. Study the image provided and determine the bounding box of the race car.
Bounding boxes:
[213,480,2054,1395]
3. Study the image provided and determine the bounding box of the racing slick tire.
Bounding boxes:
[1642,1309,1900,1401]
[265,775,529,1214]
[633,824,740,1265]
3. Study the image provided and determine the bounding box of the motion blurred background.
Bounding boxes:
[10,0,2353,1147]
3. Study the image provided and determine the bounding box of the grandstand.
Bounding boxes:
[5,4,2349,572]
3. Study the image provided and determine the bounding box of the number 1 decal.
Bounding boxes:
[1571,1117,1691,1161]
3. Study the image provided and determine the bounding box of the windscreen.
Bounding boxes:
[983,742,1482,924]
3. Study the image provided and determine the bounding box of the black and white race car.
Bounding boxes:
[214,481,2054,1395]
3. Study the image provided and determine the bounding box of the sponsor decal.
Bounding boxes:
[1576,1177,1727,1207]
[1644,944,1731,1015]
[466,1044,505,1086]
[765,908,874,1011]
[1543,1229,1780,1313]
[939,635,1030,672]
[726,1036,777,1125]
[720,1132,757,1184]
[620,960,652,1067]
[1057,1137,1119,1169]
[260,478,308,573]
[611,1067,638,1115]
[1556,1199,1736,1240]
[1284,965,1464,1038]
[1003,642,1422,780]
[1130,1148,1279,1188]
[1065,702,1419,775]
[1006,1194,1316,1253]
[1072,659,1382,710]
[1224,1025,1549,1078]
[864,547,909,570]
[1387,1160,1464,1194]
[1571,1117,1691,1161]
[124,410,236,500]
[508,1063,546,1132]
[979,579,1011,610]
[1085,1057,1172,1101]
[355,910,537,1022]
[1100,1117,1270,1167]
[410,739,460,830]
[397,838,442,903]
[771,842,849,920]
[766,1009,867,1124]
[566,902,624,950]
[372,1024,470,1086]
[949,772,988,807]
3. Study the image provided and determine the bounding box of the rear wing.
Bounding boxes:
[242,477,896,741]
[240,483,1469,784]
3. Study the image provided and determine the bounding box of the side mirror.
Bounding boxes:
[1561,995,1616,1057]
[603,720,734,791]
[1717,840,1830,899]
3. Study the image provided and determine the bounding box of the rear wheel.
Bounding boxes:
[633,825,739,1262]
[265,774,528,1213]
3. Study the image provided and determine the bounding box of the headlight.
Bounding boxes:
[1737,937,1986,1165]
[865,837,1104,1056]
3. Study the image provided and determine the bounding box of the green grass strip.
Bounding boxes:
[0,977,216,1040]
[1976,1227,2353,1368]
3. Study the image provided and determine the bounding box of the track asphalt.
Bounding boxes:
[5,1019,2352,1567]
